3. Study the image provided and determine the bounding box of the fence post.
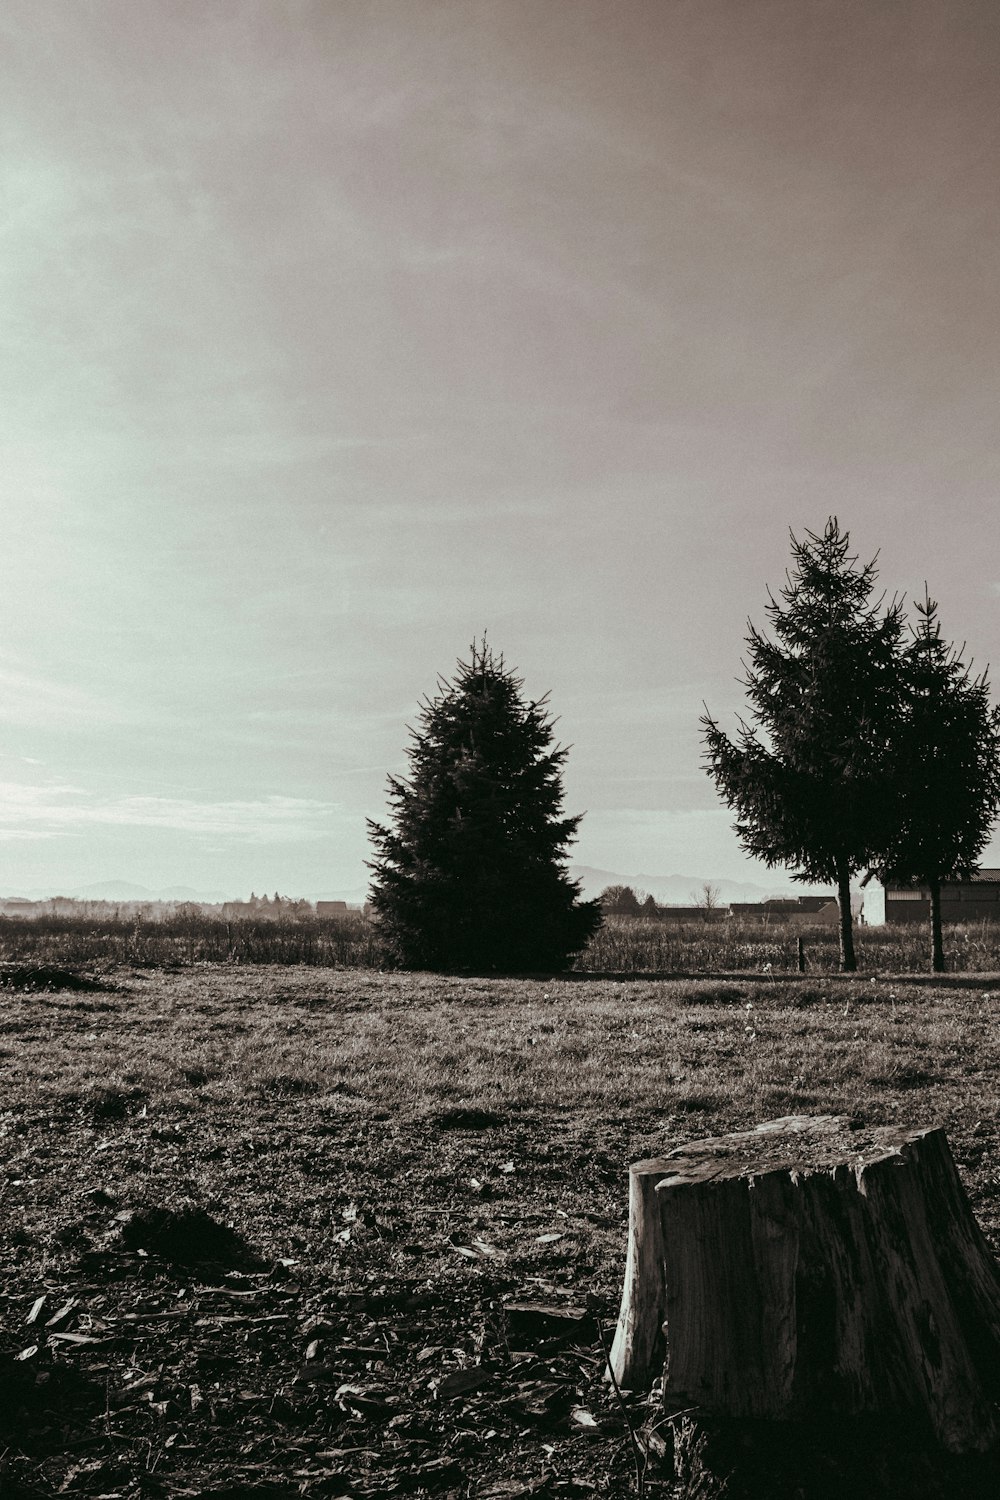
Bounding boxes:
[797,936,805,972]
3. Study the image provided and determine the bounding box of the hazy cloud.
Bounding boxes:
[0,782,337,842]
[0,666,135,730]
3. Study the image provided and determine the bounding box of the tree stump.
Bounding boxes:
[610,1115,1000,1453]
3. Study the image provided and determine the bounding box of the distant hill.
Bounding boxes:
[0,880,230,903]
[0,878,370,906]
[158,884,230,903]
[305,886,369,906]
[570,865,833,906]
[71,880,232,903]
[70,880,157,901]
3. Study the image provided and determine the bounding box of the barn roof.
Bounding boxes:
[885,868,1000,889]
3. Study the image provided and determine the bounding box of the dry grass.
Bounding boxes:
[0,910,378,967]
[3,909,999,976]
[3,966,1000,1496]
[579,913,1000,974]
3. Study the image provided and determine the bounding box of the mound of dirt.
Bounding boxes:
[83,1086,147,1122]
[0,965,108,992]
[114,1204,263,1269]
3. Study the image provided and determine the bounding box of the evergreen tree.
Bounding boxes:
[367,642,601,972]
[871,592,1000,972]
[701,519,906,971]
[599,885,643,915]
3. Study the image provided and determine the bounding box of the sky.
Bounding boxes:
[3,0,1000,898]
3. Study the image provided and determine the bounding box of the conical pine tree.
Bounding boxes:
[367,642,601,972]
[701,519,906,971]
[871,592,1000,972]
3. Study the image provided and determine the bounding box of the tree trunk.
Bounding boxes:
[609,1115,1000,1454]
[836,860,855,971]
[929,875,945,973]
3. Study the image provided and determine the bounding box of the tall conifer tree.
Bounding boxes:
[701,519,905,970]
[367,642,601,972]
[872,592,1000,972]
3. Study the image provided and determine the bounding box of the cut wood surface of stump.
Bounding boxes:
[610,1115,1000,1453]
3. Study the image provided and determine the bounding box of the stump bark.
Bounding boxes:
[610,1115,1000,1453]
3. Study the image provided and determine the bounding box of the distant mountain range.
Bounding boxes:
[569,865,834,905]
[0,879,370,905]
[0,880,230,903]
[0,871,833,908]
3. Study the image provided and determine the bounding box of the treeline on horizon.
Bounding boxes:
[0,893,345,918]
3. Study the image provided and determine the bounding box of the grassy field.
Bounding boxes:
[3,965,1000,1498]
[0,911,381,970]
[2,910,1000,975]
[580,914,1000,974]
